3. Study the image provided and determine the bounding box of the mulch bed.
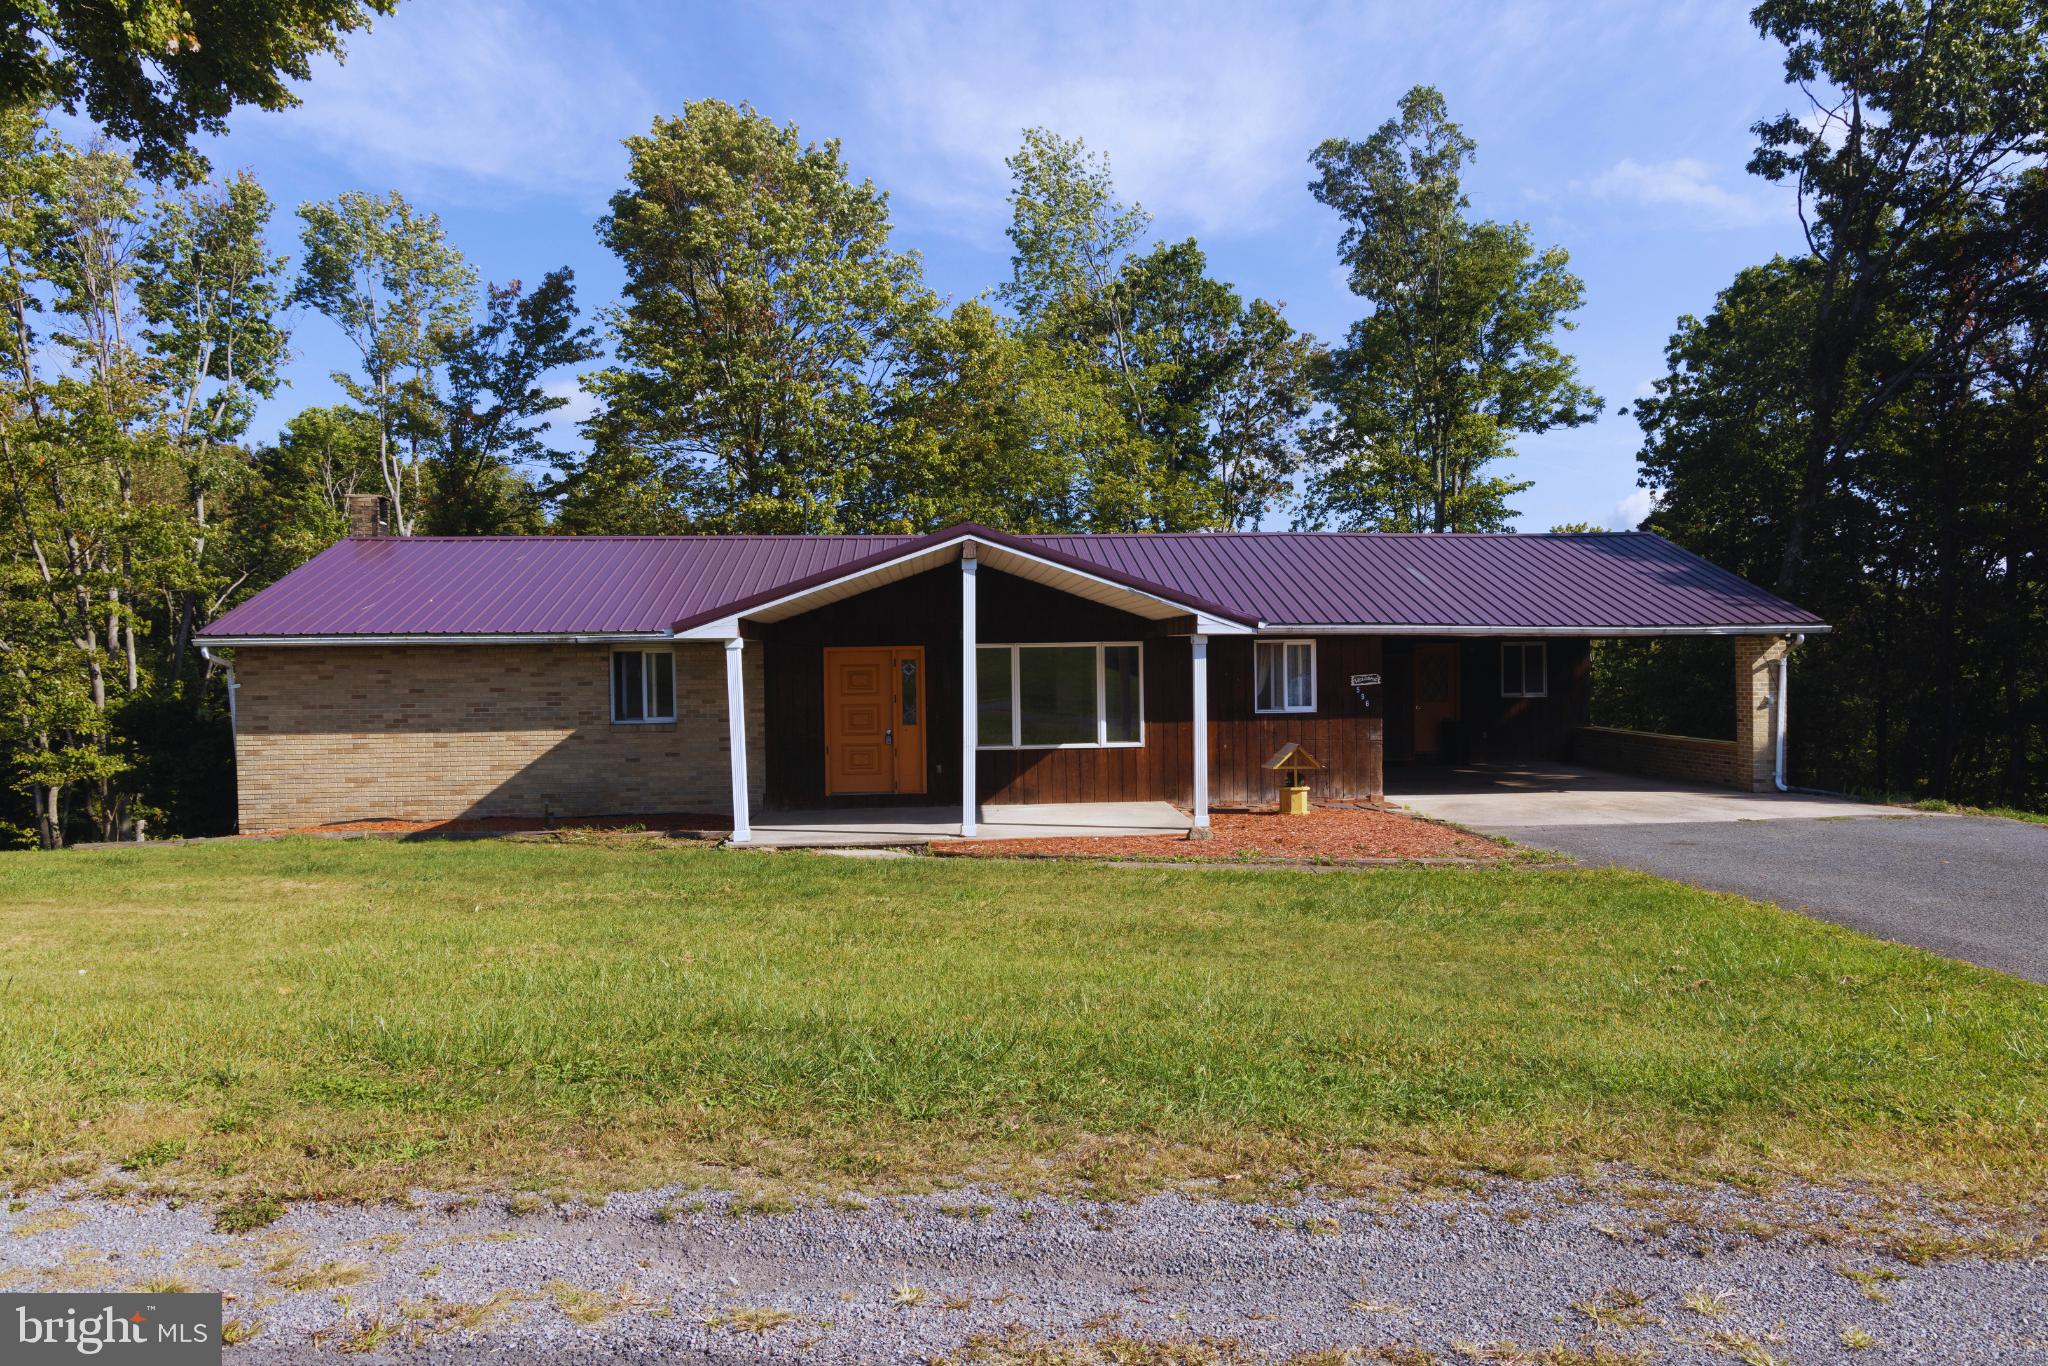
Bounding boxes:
[934,805,1509,864]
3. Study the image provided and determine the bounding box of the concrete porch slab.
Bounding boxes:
[746,800,1191,848]
[1388,762,1901,829]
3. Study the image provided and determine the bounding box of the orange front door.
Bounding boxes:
[824,647,926,796]
[1411,643,1461,759]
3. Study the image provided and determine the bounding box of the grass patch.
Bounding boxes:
[0,839,2042,1205]
[1906,797,2048,826]
[212,1196,284,1235]
[271,1257,374,1292]
[546,1280,661,1325]
[702,1304,798,1335]
[10,1207,88,1237]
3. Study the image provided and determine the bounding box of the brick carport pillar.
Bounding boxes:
[1733,635,1791,792]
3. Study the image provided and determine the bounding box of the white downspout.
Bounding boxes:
[1773,634,1803,793]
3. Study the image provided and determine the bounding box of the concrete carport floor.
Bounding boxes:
[1389,761,1896,827]
[1392,763,2048,984]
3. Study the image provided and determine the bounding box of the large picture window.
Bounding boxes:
[611,648,676,722]
[1254,639,1316,713]
[976,643,1142,749]
[1501,641,1547,698]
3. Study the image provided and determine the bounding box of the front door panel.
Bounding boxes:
[824,647,925,795]
[1412,643,1461,759]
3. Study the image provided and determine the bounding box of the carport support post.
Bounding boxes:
[1733,635,1790,792]
[960,548,978,838]
[1190,634,1211,836]
[724,638,751,844]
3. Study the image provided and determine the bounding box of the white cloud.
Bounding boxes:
[229,0,653,205]
[780,1,1367,239]
[1609,487,1656,530]
[539,377,598,446]
[1577,157,1773,229]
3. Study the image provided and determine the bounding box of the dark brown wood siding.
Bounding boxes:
[1198,635,1384,805]
[757,564,1386,808]
[1383,636,1591,765]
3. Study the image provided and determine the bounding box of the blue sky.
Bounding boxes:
[194,0,1810,531]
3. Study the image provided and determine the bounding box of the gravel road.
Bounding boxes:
[3,1176,2040,1363]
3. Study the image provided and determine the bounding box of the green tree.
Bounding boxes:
[859,299,1081,532]
[1000,128,1151,405]
[135,170,290,675]
[998,138,1319,530]
[227,403,380,584]
[1747,0,2048,594]
[1302,85,1600,532]
[1116,242,1320,528]
[567,101,933,534]
[1632,217,2048,806]
[0,115,190,844]
[293,189,476,535]
[0,1,398,180]
[424,268,597,535]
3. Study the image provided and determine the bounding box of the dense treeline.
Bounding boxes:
[1,0,2043,844]
[1612,0,2048,810]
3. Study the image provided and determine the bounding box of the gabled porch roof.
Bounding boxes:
[670,524,1258,638]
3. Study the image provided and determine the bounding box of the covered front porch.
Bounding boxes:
[676,529,1260,845]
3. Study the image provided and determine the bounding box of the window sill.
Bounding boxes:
[611,718,678,728]
[1254,707,1318,716]
[1500,693,1548,701]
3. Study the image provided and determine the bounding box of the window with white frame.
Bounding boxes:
[611,648,676,722]
[975,643,1142,748]
[1254,639,1316,713]
[1500,641,1547,698]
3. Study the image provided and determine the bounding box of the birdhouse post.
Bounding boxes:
[1261,743,1324,816]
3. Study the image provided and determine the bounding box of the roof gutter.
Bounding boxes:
[194,631,675,647]
[1255,623,1832,637]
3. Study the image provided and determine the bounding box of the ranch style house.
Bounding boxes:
[197,496,1828,841]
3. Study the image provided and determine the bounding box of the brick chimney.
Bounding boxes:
[346,493,388,538]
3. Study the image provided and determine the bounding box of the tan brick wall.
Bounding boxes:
[1733,635,1790,793]
[231,643,766,830]
[1572,725,1741,789]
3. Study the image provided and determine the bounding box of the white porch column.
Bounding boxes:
[724,638,751,845]
[960,548,979,837]
[1190,633,1210,834]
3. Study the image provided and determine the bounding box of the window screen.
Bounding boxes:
[1019,646,1097,746]
[1254,640,1316,713]
[611,649,676,722]
[1501,642,1547,698]
[976,643,1143,747]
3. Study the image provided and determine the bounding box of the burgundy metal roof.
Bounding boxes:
[1030,532,1825,630]
[199,526,1824,640]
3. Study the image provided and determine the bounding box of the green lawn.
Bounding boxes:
[0,836,2041,1205]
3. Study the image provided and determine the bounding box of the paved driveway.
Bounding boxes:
[1393,764,2048,983]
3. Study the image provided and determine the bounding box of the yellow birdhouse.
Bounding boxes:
[1262,743,1324,816]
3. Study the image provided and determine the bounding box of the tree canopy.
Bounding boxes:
[1301,86,1600,532]
[0,0,397,180]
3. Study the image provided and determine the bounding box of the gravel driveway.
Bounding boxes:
[2,1178,2039,1363]
[1492,812,2048,983]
